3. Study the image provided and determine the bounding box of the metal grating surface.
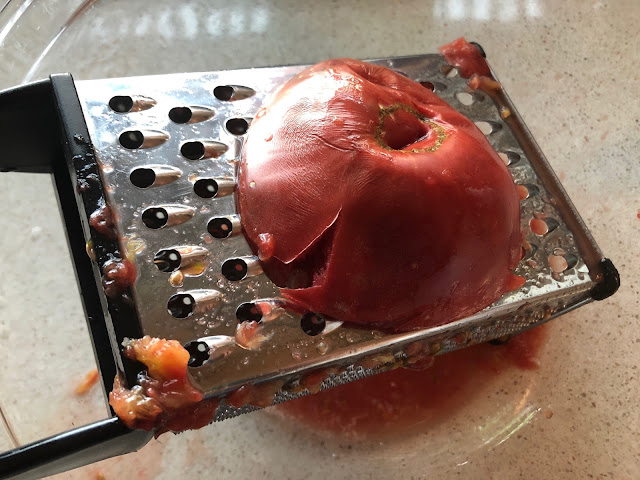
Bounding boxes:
[75,54,596,416]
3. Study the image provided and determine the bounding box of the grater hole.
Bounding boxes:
[207,217,232,238]
[455,92,475,106]
[549,249,578,272]
[499,151,521,166]
[213,85,256,101]
[530,219,547,235]
[565,253,578,269]
[548,254,568,273]
[474,121,501,135]
[167,293,195,318]
[213,85,234,101]
[184,341,210,367]
[169,107,193,124]
[119,130,144,149]
[420,80,447,92]
[525,184,540,197]
[300,312,326,336]
[530,217,559,236]
[226,118,249,136]
[142,207,168,229]
[109,95,134,113]
[543,217,559,233]
[516,184,540,200]
[222,258,248,281]
[441,64,459,78]
[194,179,219,198]
[129,168,156,188]
[420,81,435,91]
[392,69,410,78]
[154,249,181,272]
[236,302,263,323]
[213,85,233,102]
[181,141,205,160]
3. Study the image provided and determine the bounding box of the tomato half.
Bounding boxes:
[237,58,521,331]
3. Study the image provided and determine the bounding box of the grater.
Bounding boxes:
[0,46,619,480]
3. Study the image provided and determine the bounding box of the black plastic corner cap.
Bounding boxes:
[0,79,59,173]
[591,258,620,301]
[470,41,487,58]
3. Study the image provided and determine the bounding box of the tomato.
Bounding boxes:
[109,337,209,433]
[439,37,492,79]
[74,368,100,395]
[237,58,521,331]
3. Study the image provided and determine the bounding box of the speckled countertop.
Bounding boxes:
[0,0,638,478]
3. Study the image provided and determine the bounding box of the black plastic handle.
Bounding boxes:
[0,417,152,480]
[0,75,149,478]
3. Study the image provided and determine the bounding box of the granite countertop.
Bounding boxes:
[0,0,638,478]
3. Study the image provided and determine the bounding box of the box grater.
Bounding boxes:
[0,46,619,480]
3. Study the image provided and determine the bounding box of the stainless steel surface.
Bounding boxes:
[75,53,595,408]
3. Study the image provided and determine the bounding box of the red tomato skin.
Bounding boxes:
[439,37,492,79]
[237,58,521,331]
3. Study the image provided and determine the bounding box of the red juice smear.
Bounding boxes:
[274,325,548,436]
